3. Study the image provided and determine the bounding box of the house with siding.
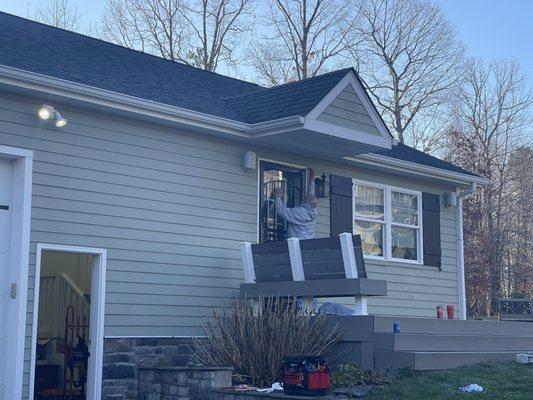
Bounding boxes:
[0,12,497,400]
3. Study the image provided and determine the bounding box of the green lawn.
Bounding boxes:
[365,362,533,400]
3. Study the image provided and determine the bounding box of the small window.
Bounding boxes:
[354,184,385,257]
[354,181,422,264]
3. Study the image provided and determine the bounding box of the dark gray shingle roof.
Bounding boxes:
[0,12,480,178]
[372,143,478,177]
[225,69,352,123]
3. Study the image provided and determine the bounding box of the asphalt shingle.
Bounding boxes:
[0,12,480,178]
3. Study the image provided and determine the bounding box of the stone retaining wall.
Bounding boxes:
[102,337,196,400]
[138,367,233,400]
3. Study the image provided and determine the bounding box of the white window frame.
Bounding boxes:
[353,179,423,265]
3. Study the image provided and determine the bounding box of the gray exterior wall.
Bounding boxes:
[0,92,458,398]
[316,85,381,136]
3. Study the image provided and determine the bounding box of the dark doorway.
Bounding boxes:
[259,161,306,243]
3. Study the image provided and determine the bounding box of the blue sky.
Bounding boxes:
[1,0,532,83]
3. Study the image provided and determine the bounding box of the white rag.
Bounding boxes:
[458,384,483,393]
[257,382,283,393]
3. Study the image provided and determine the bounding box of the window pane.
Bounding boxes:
[355,220,384,257]
[391,226,417,260]
[392,191,418,226]
[355,185,384,220]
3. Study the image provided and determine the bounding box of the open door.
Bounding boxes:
[259,161,306,243]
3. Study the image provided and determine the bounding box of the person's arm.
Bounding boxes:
[274,189,297,223]
[307,168,316,196]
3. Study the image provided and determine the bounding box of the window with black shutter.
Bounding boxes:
[329,175,353,236]
[422,192,442,268]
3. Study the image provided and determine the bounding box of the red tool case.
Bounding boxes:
[282,356,330,396]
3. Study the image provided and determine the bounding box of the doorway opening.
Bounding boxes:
[259,161,306,243]
[30,245,106,400]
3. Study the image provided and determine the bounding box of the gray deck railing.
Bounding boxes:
[240,233,387,315]
[497,298,533,321]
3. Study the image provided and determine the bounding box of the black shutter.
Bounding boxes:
[330,175,353,236]
[422,192,441,269]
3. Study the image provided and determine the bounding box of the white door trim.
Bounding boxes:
[29,244,107,400]
[0,145,32,400]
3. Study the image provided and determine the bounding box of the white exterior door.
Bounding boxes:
[0,158,14,398]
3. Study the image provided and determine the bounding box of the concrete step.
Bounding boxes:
[375,350,520,371]
[375,333,533,352]
[372,316,533,336]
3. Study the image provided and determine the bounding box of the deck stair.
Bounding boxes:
[328,315,533,371]
[372,316,533,371]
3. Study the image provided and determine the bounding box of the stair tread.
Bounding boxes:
[378,333,533,338]
[391,350,528,354]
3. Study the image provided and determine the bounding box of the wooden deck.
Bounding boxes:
[328,315,533,371]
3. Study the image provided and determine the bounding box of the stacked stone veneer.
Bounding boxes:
[138,366,233,400]
[102,337,196,400]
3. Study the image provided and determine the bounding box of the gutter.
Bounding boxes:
[346,153,490,186]
[0,64,306,138]
[456,183,477,320]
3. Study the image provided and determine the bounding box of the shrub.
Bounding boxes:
[192,296,341,387]
[330,363,391,388]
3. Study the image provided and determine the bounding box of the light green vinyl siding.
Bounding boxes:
[0,92,458,399]
[316,85,381,136]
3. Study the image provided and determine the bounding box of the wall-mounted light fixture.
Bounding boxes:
[38,104,67,128]
[314,173,329,198]
[242,151,257,170]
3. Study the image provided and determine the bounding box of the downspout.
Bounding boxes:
[456,182,477,320]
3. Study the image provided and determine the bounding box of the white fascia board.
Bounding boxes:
[346,153,491,186]
[0,64,252,137]
[304,119,392,148]
[0,64,311,139]
[250,116,305,137]
[306,70,393,148]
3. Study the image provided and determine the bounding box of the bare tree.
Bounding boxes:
[249,0,353,85]
[100,0,252,71]
[181,0,254,71]
[100,0,189,60]
[35,0,81,31]
[348,0,464,145]
[445,59,532,316]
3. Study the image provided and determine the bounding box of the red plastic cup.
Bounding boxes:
[447,305,455,320]
[437,306,443,319]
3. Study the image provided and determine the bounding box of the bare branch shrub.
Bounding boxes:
[193,296,341,387]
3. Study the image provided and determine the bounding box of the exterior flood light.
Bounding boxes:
[38,104,67,127]
[55,112,67,128]
[38,104,54,120]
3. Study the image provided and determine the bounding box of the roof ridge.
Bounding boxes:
[223,67,354,101]
[0,11,262,90]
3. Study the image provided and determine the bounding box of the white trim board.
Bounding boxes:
[352,179,424,265]
[29,244,107,400]
[305,71,393,149]
[346,153,490,186]
[0,145,32,400]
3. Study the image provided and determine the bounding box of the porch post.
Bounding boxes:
[287,238,305,281]
[339,232,358,278]
[354,296,368,316]
[287,238,313,313]
[240,242,256,283]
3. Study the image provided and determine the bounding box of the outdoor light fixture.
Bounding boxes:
[54,112,67,128]
[314,173,329,198]
[38,104,54,120]
[38,104,67,127]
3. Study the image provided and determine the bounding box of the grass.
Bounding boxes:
[365,362,533,400]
